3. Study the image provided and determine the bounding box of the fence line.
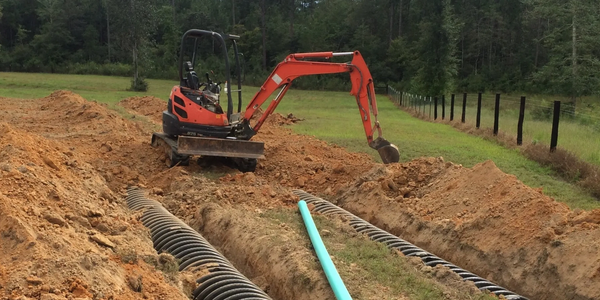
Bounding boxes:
[386,87,572,153]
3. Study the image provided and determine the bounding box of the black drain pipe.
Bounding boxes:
[126,187,272,300]
[294,190,529,300]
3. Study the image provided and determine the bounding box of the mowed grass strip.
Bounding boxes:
[261,208,498,300]
[0,72,597,210]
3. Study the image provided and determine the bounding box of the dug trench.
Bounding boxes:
[0,91,597,299]
[115,95,600,299]
[334,159,600,300]
[0,91,488,300]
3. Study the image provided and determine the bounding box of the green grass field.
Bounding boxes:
[1,72,598,210]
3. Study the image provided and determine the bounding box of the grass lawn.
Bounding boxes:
[1,72,598,210]
[0,72,176,104]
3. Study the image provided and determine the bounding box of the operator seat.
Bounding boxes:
[184,61,200,90]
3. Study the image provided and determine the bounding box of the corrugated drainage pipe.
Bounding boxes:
[298,200,352,300]
[126,187,272,300]
[294,190,529,300]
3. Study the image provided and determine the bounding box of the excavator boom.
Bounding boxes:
[237,51,400,164]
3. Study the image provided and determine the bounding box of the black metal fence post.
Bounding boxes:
[517,96,526,145]
[442,95,446,120]
[434,97,438,120]
[450,94,455,121]
[462,93,467,123]
[550,101,561,152]
[493,93,500,135]
[476,93,482,129]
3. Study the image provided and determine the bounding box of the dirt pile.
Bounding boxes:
[0,121,185,299]
[39,91,135,132]
[218,127,375,205]
[335,158,600,300]
[262,112,303,126]
[119,96,166,123]
[27,91,167,191]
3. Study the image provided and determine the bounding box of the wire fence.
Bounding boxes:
[386,86,600,166]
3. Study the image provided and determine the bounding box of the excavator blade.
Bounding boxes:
[177,135,265,159]
[370,137,400,164]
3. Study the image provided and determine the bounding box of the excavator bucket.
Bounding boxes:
[377,144,400,164]
[176,136,265,159]
[370,137,400,164]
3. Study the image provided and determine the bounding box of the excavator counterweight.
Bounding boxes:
[152,29,400,171]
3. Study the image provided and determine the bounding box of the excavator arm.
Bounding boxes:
[236,51,400,164]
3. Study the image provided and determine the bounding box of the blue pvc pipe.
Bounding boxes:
[298,200,352,300]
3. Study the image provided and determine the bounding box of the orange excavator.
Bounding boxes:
[152,29,400,171]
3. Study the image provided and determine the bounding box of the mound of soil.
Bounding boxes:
[40,90,134,132]
[118,96,166,123]
[32,91,167,191]
[0,121,185,299]
[335,158,600,300]
[218,128,375,206]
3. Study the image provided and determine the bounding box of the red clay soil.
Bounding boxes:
[0,91,184,299]
[0,90,375,300]
[1,90,599,300]
[118,96,166,123]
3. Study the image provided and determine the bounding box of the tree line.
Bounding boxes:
[0,0,598,98]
